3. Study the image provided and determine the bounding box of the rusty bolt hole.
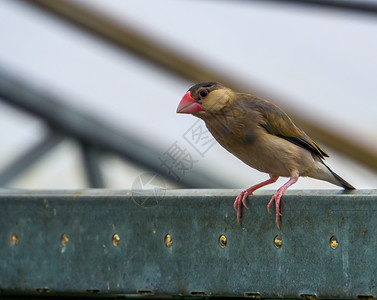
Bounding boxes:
[330,235,339,249]
[112,233,120,247]
[301,294,317,300]
[137,290,154,295]
[273,235,282,248]
[219,234,227,248]
[11,233,19,246]
[164,234,173,247]
[244,292,262,298]
[61,233,69,247]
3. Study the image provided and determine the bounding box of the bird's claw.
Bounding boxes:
[234,189,253,225]
[276,219,281,230]
[243,202,249,210]
[267,192,283,229]
[267,195,275,214]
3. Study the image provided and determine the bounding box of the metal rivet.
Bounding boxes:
[61,233,69,247]
[11,233,19,245]
[273,235,282,248]
[330,235,338,249]
[219,234,227,248]
[164,234,172,247]
[112,234,120,247]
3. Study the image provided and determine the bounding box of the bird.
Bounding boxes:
[176,82,355,228]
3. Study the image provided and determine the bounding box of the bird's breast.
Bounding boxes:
[205,120,314,177]
[205,120,265,167]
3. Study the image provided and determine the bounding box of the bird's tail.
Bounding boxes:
[323,163,355,190]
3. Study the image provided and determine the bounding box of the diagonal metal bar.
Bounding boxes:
[17,0,377,173]
[256,0,377,15]
[0,68,230,188]
[0,130,64,186]
[80,142,105,188]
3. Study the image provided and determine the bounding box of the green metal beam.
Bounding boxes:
[0,189,376,298]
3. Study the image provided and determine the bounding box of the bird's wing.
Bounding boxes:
[239,95,329,159]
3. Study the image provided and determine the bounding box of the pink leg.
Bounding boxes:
[234,175,279,224]
[267,176,298,229]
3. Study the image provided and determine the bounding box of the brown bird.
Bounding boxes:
[176,82,355,228]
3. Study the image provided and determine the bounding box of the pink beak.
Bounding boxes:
[176,91,203,114]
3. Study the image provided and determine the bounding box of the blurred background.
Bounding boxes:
[0,0,376,191]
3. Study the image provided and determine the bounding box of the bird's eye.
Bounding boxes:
[199,89,209,99]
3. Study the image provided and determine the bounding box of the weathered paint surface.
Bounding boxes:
[0,189,376,298]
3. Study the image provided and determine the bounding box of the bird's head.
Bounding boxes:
[176,82,231,118]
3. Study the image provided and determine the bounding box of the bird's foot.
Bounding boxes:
[267,189,284,229]
[234,188,254,224]
[266,176,298,229]
[234,176,280,225]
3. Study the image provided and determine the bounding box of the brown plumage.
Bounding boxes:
[177,82,355,228]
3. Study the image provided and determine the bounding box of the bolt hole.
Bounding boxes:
[330,235,339,249]
[11,233,19,246]
[137,290,154,295]
[112,233,120,247]
[164,234,173,247]
[244,292,262,298]
[301,294,317,300]
[190,291,207,296]
[273,235,282,248]
[219,234,227,248]
[61,233,69,247]
[86,289,100,294]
